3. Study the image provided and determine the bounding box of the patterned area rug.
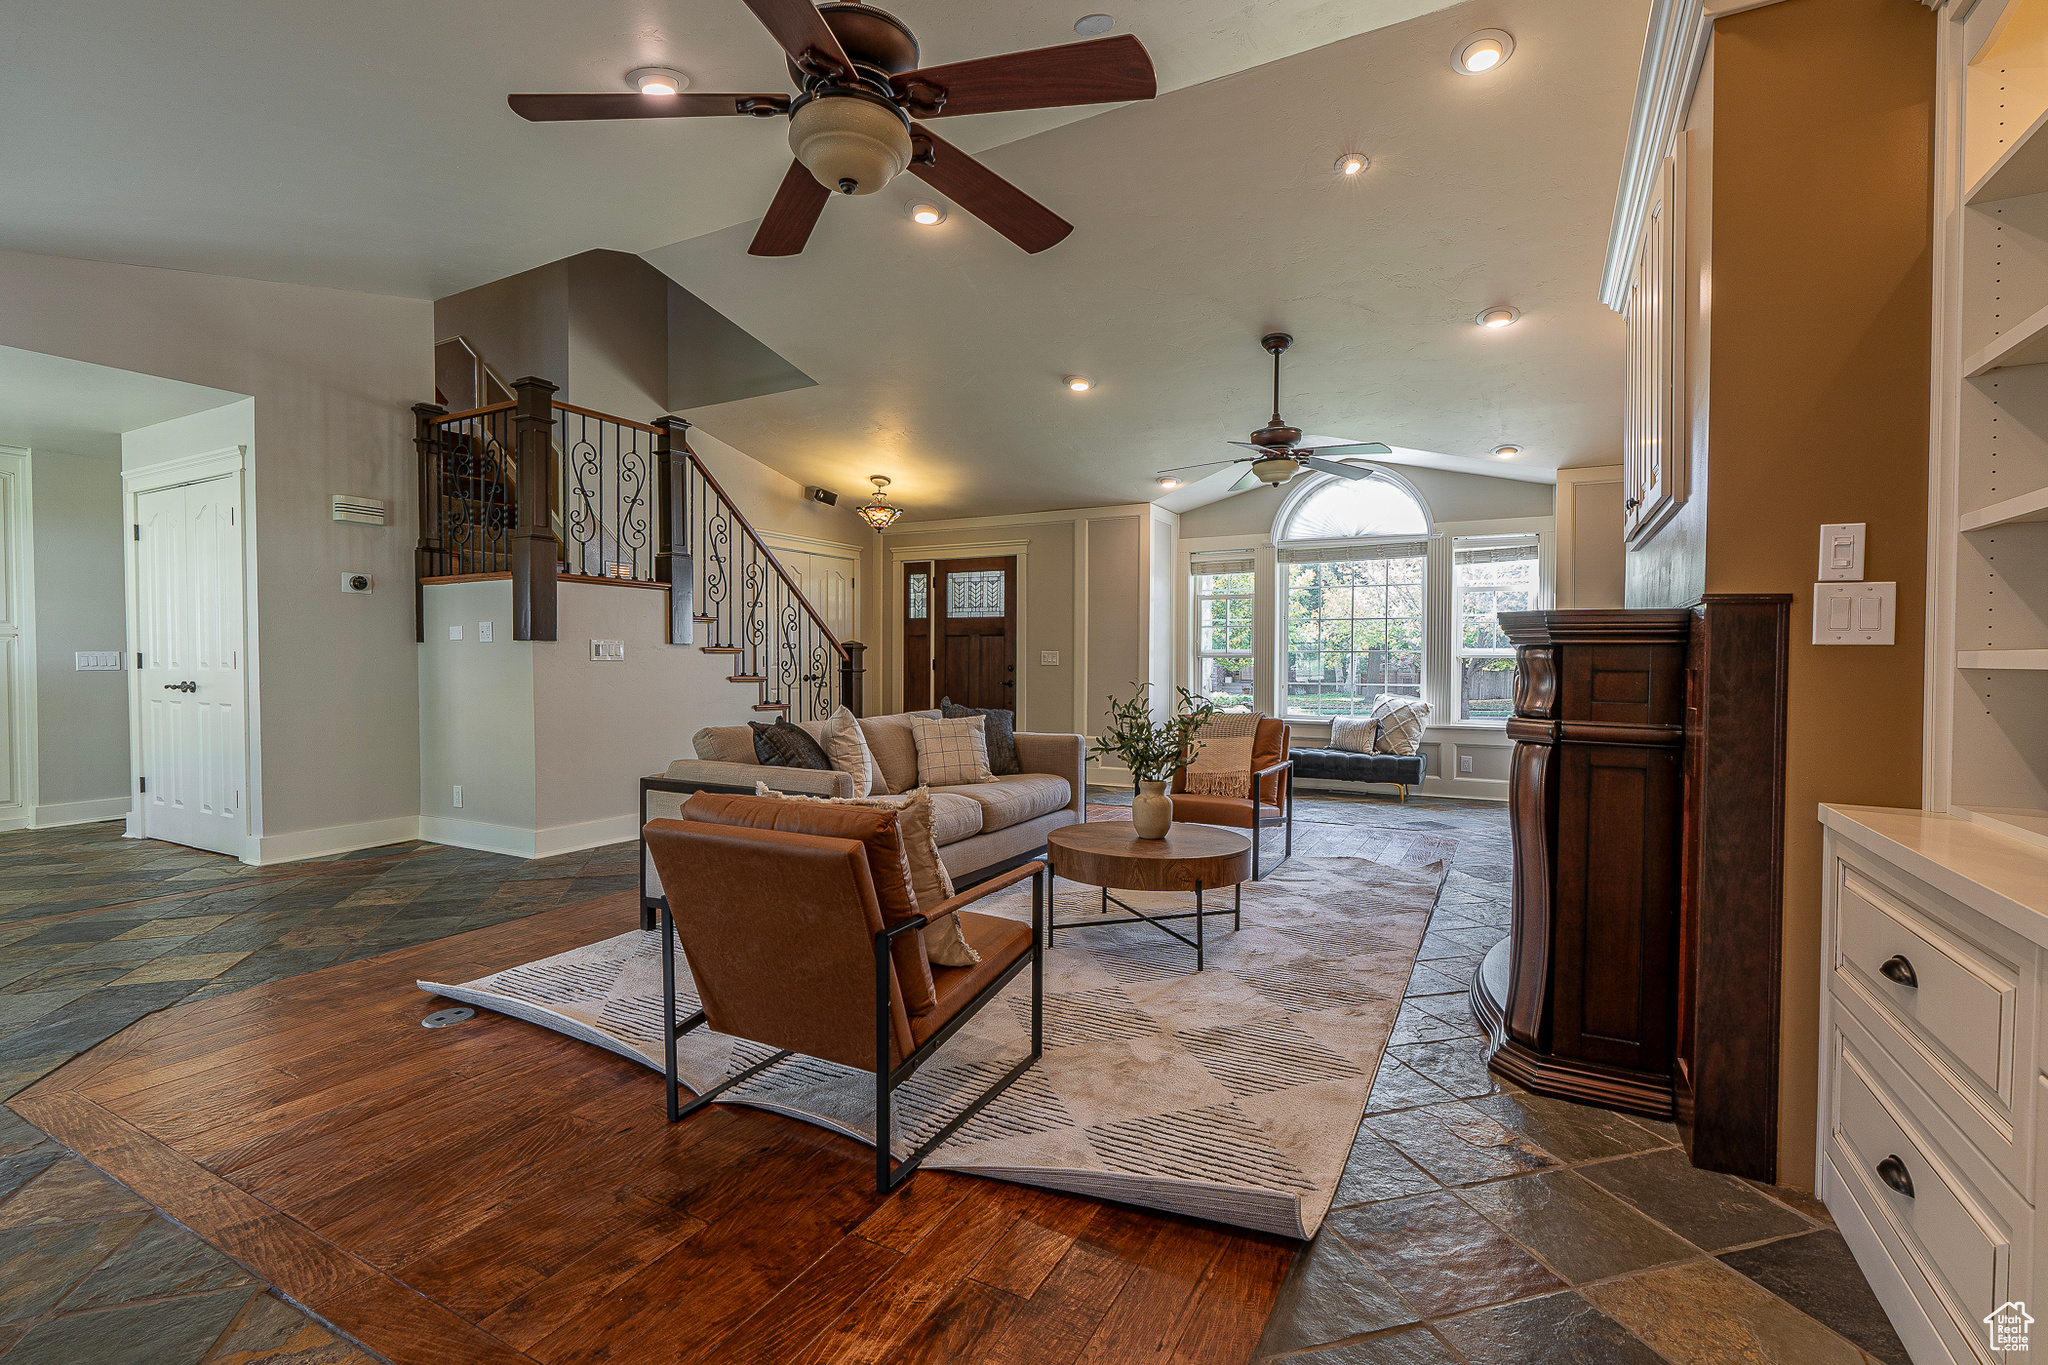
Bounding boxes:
[418,850,1450,1238]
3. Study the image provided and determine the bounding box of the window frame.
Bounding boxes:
[1191,556,1258,709]
[1451,533,1542,724]
[1276,540,1429,720]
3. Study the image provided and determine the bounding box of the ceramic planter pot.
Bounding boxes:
[1131,780,1172,839]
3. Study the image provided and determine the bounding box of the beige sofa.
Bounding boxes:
[639,710,1086,926]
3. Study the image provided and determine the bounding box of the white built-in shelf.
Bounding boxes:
[1960,486,2048,530]
[1965,301,2048,376]
[1957,649,2048,669]
[1968,104,2048,204]
[1957,805,2048,856]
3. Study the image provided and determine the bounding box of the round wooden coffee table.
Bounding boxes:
[1044,823,1254,971]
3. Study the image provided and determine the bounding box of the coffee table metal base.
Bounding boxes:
[1047,876,1242,971]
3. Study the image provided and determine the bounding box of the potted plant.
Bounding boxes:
[1091,685,1217,839]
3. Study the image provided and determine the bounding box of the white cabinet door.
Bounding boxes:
[1622,147,1687,543]
[136,475,246,855]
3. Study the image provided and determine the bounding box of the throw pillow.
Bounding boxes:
[1329,715,1379,754]
[753,783,979,966]
[911,713,995,786]
[939,697,1020,776]
[816,705,878,797]
[855,710,940,795]
[1370,695,1431,756]
[750,719,834,770]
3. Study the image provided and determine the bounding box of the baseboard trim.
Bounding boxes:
[31,796,133,828]
[247,816,422,866]
[417,813,638,861]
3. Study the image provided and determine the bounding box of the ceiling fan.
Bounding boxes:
[1159,333,1393,493]
[508,0,1157,258]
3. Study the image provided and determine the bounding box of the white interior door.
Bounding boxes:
[0,450,29,828]
[763,536,859,642]
[135,475,246,854]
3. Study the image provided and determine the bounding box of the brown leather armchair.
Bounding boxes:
[1168,717,1294,879]
[642,792,1044,1193]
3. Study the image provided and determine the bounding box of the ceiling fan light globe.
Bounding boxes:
[1252,457,1299,485]
[789,95,911,197]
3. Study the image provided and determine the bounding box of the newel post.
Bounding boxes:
[652,416,695,645]
[411,401,447,644]
[510,376,559,642]
[840,641,867,717]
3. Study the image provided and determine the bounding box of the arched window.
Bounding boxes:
[1271,467,1432,717]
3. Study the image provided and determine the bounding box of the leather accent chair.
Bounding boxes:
[642,792,1044,1192]
[1168,718,1295,879]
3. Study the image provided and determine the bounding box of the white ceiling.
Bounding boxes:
[0,347,244,459]
[0,0,1475,299]
[648,0,1645,519]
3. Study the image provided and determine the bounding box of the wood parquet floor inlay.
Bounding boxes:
[10,891,1295,1365]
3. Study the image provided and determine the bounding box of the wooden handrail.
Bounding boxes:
[686,449,849,662]
[552,400,665,435]
[433,400,517,424]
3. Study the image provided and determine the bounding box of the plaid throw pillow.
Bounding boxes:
[750,719,834,770]
[911,714,995,786]
[939,697,1020,775]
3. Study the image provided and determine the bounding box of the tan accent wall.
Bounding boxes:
[1656,0,1934,1186]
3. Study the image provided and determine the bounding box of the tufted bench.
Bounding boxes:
[1288,747,1428,802]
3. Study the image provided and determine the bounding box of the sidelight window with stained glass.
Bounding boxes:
[1193,555,1256,705]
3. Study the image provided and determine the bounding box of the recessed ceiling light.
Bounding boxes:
[906,201,945,225]
[1493,444,1521,459]
[1074,14,1116,36]
[1451,30,1515,75]
[1065,375,1094,392]
[1335,153,1369,177]
[1476,306,1521,328]
[1157,476,1181,488]
[628,67,690,96]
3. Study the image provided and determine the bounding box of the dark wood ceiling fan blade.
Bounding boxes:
[909,124,1070,252]
[742,0,854,77]
[1301,456,1373,481]
[507,93,784,121]
[1228,466,1264,493]
[892,34,1156,118]
[749,161,832,257]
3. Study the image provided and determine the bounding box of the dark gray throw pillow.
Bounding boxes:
[750,720,833,770]
[939,697,1019,776]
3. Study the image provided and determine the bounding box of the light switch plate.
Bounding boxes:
[75,651,122,671]
[447,625,462,640]
[1818,523,1866,581]
[478,621,493,643]
[591,639,625,662]
[1812,582,1895,644]
[1041,651,1059,665]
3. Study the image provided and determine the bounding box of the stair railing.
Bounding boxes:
[414,381,866,720]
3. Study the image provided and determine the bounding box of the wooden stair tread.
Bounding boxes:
[727,675,768,683]
[699,647,743,655]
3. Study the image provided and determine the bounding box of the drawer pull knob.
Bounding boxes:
[1879,955,1918,988]
[1877,1154,1915,1199]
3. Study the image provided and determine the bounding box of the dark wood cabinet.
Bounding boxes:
[1472,599,1791,1175]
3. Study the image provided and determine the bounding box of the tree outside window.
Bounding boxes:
[1454,536,1539,720]
[1193,561,1256,707]
[1283,550,1425,716]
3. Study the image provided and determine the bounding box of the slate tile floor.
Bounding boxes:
[0,797,1909,1365]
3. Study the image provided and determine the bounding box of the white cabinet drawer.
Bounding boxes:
[1833,1028,2014,1350]
[1837,865,2021,1109]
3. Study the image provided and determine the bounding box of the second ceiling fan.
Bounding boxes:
[509,0,1157,258]
[1160,334,1393,494]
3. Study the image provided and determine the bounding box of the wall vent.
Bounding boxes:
[333,495,386,525]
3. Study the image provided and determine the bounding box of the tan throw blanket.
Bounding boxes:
[1181,711,1261,798]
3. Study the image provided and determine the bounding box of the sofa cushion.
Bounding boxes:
[930,773,1072,835]
[856,710,940,795]
[913,911,1036,1046]
[693,725,756,765]
[679,791,938,1014]
[1169,793,1281,829]
[912,714,995,787]
[927,792,985,845]
[1289,747,1428,784]
[815,705,878,797]
[940,697,1020,775]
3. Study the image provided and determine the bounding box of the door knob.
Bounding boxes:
[163,681,198,693]
[1879,955,1918,988]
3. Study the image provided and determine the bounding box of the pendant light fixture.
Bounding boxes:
[856,475,904,532]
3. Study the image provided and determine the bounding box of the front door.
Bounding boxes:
[135,475,247,855]
[932,556,1016,712]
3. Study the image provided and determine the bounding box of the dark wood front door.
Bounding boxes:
[903,561,932,710]
[932,556,1016,711]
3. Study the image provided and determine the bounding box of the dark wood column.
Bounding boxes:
[1473,609,1692,1119]
[509,376,558,642]
[651,416,694,646]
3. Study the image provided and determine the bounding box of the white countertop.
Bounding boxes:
[1821,804,2048,949]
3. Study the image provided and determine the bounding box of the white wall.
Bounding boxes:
[0,247,434,860]
[29,447,128,822]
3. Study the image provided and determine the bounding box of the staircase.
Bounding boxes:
[412,363,865,721]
